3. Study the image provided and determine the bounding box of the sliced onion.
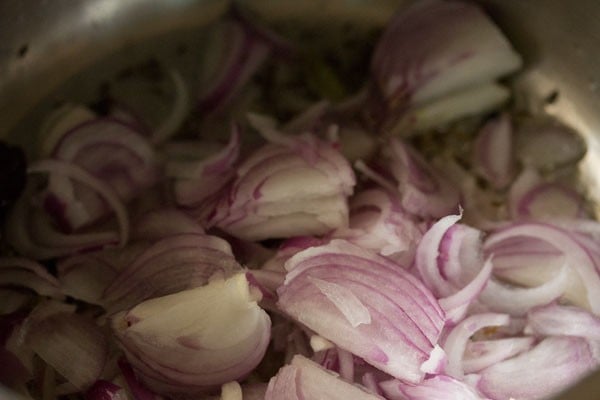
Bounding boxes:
[484,222,600,313]
[515,182,586,220]
[4,182,119,260]
[442,313,510,379]
[117,358,162,400]
[211,124,355,240]
[463,337,535,374]
[85,380,128,400]
[29,159,130,247]
[359,139,459,218]
[112,273,271,396]
[415,212,490,316]
[167,125,240,221]
[516,117,587,170]
[39,104,96,157]
[526,302,600,340]
[478,264,570,316]
[197,20,271,114]
[25,309,108,390]
[265,355,385,400]
[415,213,463,296]
[0,257,62,298]
[220,381,242,400]
[57,245,146,305]
[439,257,493,324]
[104,233,241,313]
[45,117,159,230]
[380,375,483,400]
[370,0,520,133]
[472,113,514,189]
[389,83,511,135]
[152,68,189,144]
[278,239,444,383]
[478,336,600,400]
[333,188,422,263]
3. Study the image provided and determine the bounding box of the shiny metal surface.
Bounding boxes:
[1,0,600,398]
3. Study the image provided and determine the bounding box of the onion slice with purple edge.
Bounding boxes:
[484,222,600,314]
[210,117,355,240]
[369,0,521,132]
[84,380,128,400]
[151,68,189,144]
[197,19,271,114]
[526,302,600,340]
[516,117,587,170]
[415,213,493,323]
[29,159,129,246]
[472,113,515,190]
[112,272,271,396]
[478,263,570,316]
[45,117,159,231]
[278,239,445,383]
[0,257,62,299]
[463,337,535,374]
[442,313,510,379]
[166,124,240,220]
[265,355,385,400]
[477,336,600,400]
[333,187,423,263]
[380,375,484,400]
[118,358,163,400]
[57,244,147,306]
[4,178,123,260]
[358,139,459,218]
[24,309,109,391]
[103,233,242,313]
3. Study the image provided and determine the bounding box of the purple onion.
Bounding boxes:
[112,273,271,396]
[369,0,521,133]
[278,239,444,383]
[478,336,600,400]
[210,120,355,240]
[265,355,385,400]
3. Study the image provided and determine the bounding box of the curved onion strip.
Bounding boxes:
[152,69,189,144]
[279,239,444,383]
[463,337,535,374]
[439,257,493,324]
[526,303,600,340]
[442,313,510,379]
[112,273,271,394]
[478,264,570,316]
[84,380,128,400]
[415,213,462,297]
[485,222,600,313]
[4,184,118,260]
[472,113,514,189]
[198,21,270,114]
[478,336,600,400]
[25,311,108,390]
[117,358,162,400]
[265,355,385,400]
[380,375,483,400]
[0,257,62,298]
[28,159,129,246]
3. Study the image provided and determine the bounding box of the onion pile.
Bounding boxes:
[1,1,599,400]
